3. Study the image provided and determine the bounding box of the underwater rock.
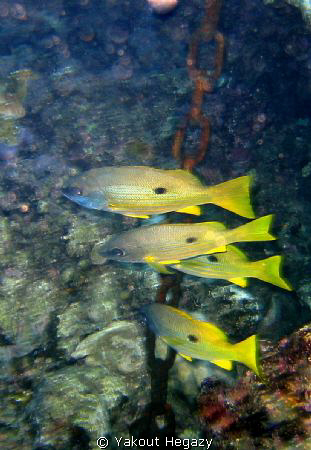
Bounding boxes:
[297,282,311,310]
[264,0,311,29]
[179,277,265,339]
[0,275,68,357]
[57,267,122,356]
[65,216,114,258]
[0,69,36,145]
[0,217,11,261]
[0,390,33,449]
[72,320,147,375]
[57,301,98,356]
[32,339,150,449]
[31,366,111,448]
[197,322,311,446]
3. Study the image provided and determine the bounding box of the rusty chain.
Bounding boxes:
[147,0,225,441]
[172,0,224,171]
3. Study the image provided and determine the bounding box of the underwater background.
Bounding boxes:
[0,0,310,448]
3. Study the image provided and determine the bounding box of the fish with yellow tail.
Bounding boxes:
[63,166,255,219]
[91,215,275,268]
[141,304,260,375]
[171,245,292,290]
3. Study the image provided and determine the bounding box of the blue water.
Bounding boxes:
[0,0,310,448]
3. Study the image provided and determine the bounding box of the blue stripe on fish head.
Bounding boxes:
[63,188,106,210]
[140,304,163,336]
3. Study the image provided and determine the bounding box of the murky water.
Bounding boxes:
[0,1,310,449]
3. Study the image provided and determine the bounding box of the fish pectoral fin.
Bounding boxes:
[123,213,150,219]
[228,277,248,288]
[144,256,180,266]
[179,353,193,362]
[144,255,156,263]
[210,359,233,370]
[176,205,201,216]
[160,259,181,265]
[107,203,118,210]
[147,262,174,274]
[205,246,227,254]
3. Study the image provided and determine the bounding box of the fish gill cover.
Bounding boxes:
[0,0,310,449]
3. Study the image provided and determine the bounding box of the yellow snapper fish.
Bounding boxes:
[91,214,275,267]
[63,166,255,219]
[141,303,260,375]
[171,245,292,290]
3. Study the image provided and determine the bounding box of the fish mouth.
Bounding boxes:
[62,187,103,210]
[91,241,126,264]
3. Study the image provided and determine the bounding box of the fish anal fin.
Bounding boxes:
[123,213,150,219]
[205,246,227,254]
[229,277,248,288]
[211,359,232,370]
[179,353,193,362]
[147,262,174,274]
[176,205,201,216]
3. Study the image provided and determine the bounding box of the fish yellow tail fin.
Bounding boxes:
[206,176,255,219]
[228,214,276,244]
[234,335,260,376]
[251,255,293,291]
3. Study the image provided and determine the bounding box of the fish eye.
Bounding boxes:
[207,255,218,262]
[186,237,197,243]
[154,187,167,194]
[105,247,126,257]
[187,334,199,343]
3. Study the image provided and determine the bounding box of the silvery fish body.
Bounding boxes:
[141,304,260,374]
[172,244,292,290]
[142,304,234,361]
[91,215,275,264]
[63,166,255,218]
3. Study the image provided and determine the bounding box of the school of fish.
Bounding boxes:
[64,165,293,376]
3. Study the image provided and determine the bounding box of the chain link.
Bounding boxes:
[172,0,224,171]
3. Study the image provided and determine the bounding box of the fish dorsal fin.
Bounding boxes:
[203,221,227,231]
[210,359,232,370]
[147,261,174,274]
[179,353,193,361]
[226,245,248,261]
[123,213,150,219]
[173,309,194,320]
[196,320,228,342]
[205,246,227,254]
[228,277,248,288]
[169,169,203,186]
[176,205,201,216]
